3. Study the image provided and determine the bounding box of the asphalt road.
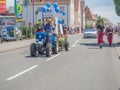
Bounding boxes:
[0,34,118,90]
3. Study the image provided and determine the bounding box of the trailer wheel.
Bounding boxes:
[64,41,69,51]
[53,41,59,54]
[30,43,36,57]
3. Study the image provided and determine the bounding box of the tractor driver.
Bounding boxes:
[44,18,55,43]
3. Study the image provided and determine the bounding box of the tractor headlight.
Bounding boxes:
[39,35,41,38]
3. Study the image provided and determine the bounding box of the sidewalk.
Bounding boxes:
[113,35,120,59]
[114,44,120,59]
[0,39,35,53]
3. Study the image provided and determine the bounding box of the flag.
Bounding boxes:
[14,0,23,18]
[23,0,29,7]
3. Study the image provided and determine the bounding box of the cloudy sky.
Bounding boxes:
[85,0,120,25]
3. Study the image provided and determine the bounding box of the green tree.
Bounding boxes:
[96,16,104,26]
[113,0,120,16]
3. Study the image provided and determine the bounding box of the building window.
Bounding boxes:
[59,7,65,13]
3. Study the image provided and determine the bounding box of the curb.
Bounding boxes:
[113,44,120,59]
[0,45,29,53]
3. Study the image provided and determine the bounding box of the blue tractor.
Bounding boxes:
[30,32,59,57]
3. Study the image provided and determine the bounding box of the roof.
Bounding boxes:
[103,18,113,25]
[85,6,97,20]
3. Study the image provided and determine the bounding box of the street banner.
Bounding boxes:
[14,0,23,18]
[0,0,6,14]
[23,0,29,7]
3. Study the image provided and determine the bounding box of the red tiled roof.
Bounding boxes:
[103,18,113,25]
[85,6,97,20]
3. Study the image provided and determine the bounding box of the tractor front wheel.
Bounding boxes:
[30,43,36,57]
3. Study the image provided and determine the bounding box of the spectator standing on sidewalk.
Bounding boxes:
[118,26,120,39]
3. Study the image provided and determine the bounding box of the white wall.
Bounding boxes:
[69,0,74,27]
[23,4,70,26]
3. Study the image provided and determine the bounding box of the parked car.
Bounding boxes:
[0,26,22,41]
[83,28,98,38]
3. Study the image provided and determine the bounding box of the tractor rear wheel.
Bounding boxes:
[46,43,52,57]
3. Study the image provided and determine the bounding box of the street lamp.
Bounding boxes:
[32,0,34,26]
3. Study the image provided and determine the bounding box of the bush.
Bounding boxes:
[85,24,89,29]
[20,26,36,39]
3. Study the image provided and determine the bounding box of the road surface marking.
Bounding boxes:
[46,53,61,62]
[73,45,79,47]
[86,41,91,43]
[6,65,38,81]
[71,44,76,47]
[69,48,71,50]
[74,40,79,44]
[71,40,80,47]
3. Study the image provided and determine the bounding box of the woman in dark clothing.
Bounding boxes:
[96,22,105,48]
[107,26,113,47]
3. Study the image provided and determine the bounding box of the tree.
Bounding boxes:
[96,16,105,26]
[113,0,120,16]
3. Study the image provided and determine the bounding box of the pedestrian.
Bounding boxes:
[107,26,113,47]
[36,19,43,32]
[105,25,109,36]
[117,26,120,39]
[96,22,105,47]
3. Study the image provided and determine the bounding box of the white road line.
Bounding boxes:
[74,40,79,44]
[86,41,91,43]
[6,65,38,81]
[46,53,61,62]
[71,39,80,47]
[71,44,76,47]
[73,45,79,47]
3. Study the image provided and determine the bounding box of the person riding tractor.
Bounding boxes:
[44,18,56,43]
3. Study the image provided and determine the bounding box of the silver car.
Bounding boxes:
[0,26,22,41]
[83,28,98,38]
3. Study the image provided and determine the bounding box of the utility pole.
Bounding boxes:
[32,0,34,26]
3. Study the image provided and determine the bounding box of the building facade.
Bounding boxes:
[80,0,85,29]
[23,0,75,27]
[74,0,81,28]
[85,6,97,27]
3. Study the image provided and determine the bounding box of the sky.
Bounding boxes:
[85,0,120,25]
[6,0,120,25]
